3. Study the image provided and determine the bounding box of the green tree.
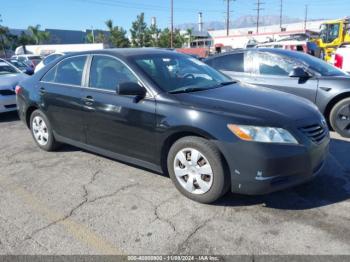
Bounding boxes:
[149,23,161,47]
[130,13,151,47]
[0,26,10,57]
[186,28,193,47]
[158,28,185,48]
[95,32,107,44]
[105,19,130,48]
[86,31,94,43]
[28,24,50,44]
[17,32,36,54]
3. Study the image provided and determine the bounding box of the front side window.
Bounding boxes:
[131,53,230,93]
[89,56,138,91]
[257,53,296,76]
[42,56,87,86]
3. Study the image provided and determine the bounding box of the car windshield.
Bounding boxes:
[0,62,19,75]
[10,60,27,69]
[289,52,346,76]
[130,53,232,93]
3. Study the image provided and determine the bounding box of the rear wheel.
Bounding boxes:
[167,136,229,204]
[330,98,350,138]
[30,109,60,151]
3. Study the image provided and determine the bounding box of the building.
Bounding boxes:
[209,20,326,49]
[9,28,109,45]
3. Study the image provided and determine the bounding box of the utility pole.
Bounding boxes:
[279,0,283,31]
[304,4,308,30]
[224,0,235,37]
[254,0,264,34]
[170,0,174,48]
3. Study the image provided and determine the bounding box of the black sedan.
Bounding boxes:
[16,49,329,203]
[205,48,350,138]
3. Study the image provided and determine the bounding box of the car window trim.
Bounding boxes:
[84,53,154,98]
[40,54,89,86]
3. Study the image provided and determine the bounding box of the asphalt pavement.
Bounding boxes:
[0,111,350,255]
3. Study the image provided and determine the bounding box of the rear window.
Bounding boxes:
[42,56,87,86]
[207,53,245,72]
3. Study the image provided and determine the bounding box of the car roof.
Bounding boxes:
[205,48,308,60]
[64,48,178,59]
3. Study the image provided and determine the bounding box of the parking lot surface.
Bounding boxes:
[0,111,350,255]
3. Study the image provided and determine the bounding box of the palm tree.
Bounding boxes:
[186,28,193,48]
[28,25,50,44]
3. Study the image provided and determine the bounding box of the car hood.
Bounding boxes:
[0,73,28,90]
[174,83,322,126]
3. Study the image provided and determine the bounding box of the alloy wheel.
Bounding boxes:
[336,103,350,133]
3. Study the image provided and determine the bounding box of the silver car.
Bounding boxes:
[0,59,28,113]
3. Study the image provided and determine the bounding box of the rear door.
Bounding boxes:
[40,55,88,142]
[248,52,319,102]
[82,54,157,163]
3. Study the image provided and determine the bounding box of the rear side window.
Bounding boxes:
[42,56,87,86]
[43,54,62,65]
[89,55,138,91]
[208,53,244,72]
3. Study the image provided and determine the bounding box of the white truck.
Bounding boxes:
[15,43,105,56]
[332,43,350,73]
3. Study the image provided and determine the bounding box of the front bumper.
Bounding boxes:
[215,134,330,195]
[0,95,17,113]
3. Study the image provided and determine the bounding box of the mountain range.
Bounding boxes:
[176,15,303,31]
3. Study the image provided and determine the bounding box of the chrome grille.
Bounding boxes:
[300,124,328,143]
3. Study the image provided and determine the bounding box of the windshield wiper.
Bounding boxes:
[218,81,236,86]
[168,87,209,94]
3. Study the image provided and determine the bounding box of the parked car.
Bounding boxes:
[0,60,28,113]
[332,43,350,73]
[35,52,65,73]
[11,54,42,70]
[16,49,329,203]
[7,59,34,75]
[205,48,350,138]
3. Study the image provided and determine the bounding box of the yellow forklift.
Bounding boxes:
[315,17,350,61]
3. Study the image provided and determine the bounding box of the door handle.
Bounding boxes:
[83,96,94,106]
[39,87,46,94]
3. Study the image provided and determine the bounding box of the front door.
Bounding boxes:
[82,55,157,163]
[247,52,319,103]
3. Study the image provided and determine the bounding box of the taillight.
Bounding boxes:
[15,85,22,95]
[334,54,344,69]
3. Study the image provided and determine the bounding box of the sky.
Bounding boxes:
[1,0,349,31]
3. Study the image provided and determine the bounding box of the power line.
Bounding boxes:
[254,0,264,33]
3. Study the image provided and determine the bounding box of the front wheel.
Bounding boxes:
[167,136,229,204]
[330,98,350,138]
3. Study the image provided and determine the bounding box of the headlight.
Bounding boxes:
[227,124,298,144]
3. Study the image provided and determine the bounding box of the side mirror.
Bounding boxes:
[117,82,146,97]
[289,67,310,78]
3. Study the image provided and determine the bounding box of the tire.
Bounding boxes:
[30,109,60,151]
[167,136,230,204]
[330,98,350,138]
